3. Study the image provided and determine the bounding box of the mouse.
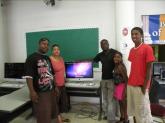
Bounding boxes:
[89,83,95,86]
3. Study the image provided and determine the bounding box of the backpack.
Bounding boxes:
[150,103,165,117]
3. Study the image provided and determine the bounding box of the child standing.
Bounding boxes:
[113,52,128,123]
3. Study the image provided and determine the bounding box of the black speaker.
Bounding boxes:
[43,0,55,6]
[50,0,55,6]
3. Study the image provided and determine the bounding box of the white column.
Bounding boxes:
[115,0,135,74]
[0,5,8,79]
[0,6,4,78]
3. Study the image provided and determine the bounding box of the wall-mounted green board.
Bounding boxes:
[26,28,99,64]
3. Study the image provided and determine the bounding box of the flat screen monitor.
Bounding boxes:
[65,61,93,81]
[152,62,165,76]
[160,68,165,80]
[4,63,25,81]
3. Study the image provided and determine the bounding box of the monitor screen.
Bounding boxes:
[153,62,165,76]
[160,68,165,80]
[65,61,93,81]
[4,63,25,80]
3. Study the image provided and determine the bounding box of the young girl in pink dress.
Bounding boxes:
[113,52,128,123]
[50,44,70,123]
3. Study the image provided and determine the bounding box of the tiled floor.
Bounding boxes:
[10,112,108,123]
[10,101,165,123]
[10,102,107,123]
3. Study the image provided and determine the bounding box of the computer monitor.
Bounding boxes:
[152,62,165,76]
[4,63,25,81]
[65,61,93,82]
[160,68,165,80]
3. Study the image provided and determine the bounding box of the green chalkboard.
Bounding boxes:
[26,28,99,63]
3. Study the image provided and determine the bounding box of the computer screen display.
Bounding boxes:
[160,68,165,80]
[65,61,93,81]
[152,62,165,76]
[4,63,25,79]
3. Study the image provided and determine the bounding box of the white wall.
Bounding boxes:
[5,0,116,64]
[0,5,8,79]
[115,0,135,75]
[135,0,165,27]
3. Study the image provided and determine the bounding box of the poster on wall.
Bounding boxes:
[142,14,165,44]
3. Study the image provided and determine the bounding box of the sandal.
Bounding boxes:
[62,118,70,122]
[116,117,124,123]
[123,120,129,123]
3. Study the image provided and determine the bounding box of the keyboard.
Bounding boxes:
[65,81,99,88]
[0,82,25,88]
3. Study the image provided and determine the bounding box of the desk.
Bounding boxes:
[153,78,165,99]
[150,78,165,103]
[0,86,29,112]
[65,81,102,120]
[0,85,31,123]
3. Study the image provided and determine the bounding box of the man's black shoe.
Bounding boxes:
[103,116,107,120]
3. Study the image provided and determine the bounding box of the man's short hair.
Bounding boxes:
[51,44,60,50]
[101,39,108,43]
[38,38,49,44]
[131,27,144,36]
